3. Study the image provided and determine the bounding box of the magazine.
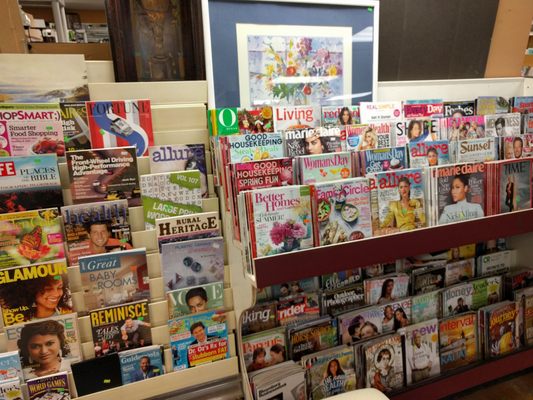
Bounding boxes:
[345,123,392,151]
[298,152,352,185]
[149,144,208,197]
[250,362,306,400]
[86,100,154,157]
[287,317,338,361]
[402,118,441,143]
[401,318,440,385]
[357,147,408,176]
[444,116,485,140]
[442,276,502,318]
[501,135,533,159]
[0,103,64,156]
[408,140,450,168]
[60,101,91,151]
[167,281,225,318]
[79,248,149,310]
[450,138,498,163]
[283,127,345,157]
[439,312,478,371]
[5,313,81,381]
[246,186,314,258]
[155,211,220,248]
[359,102,402,124]
[119,345,164,384]
[403,101,443,118]
[277,293,320,326]
[411,290,441,324]
[61,200,131,266]
[241,301,278,336]
[26,371,70,400]
[411,265,446,295]
[338,306,384,344]
[376,298,412,334]
[476,249,516,276]
[364,274,410,305]
[0,209,65,268]
[482,301,520,358]
[475,96,509,115]
[312,178,372,246]
[320,269,363,291]
[320,284,365,316]
[0,155,62,212]
[498,159,532,214]
[221,133,284,164]
[443,101,476,117]
[242,327,286,372]
[90,300,152,357]
[0,378,22,400]
[0,351,22,383]
[168,310,229,370]
[270,278,320,300]
[484,113,521,137]
[66,147,141,207]
[273,105,321,132]
[0,260,71,326]
[363,334,404,393]
[160,237,224,292]
[207,106,274,136]
[445,258,476,286]
[321,105,360,127]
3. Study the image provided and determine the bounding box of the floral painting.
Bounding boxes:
[237,25,352,107]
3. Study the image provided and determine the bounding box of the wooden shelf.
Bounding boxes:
[252,209,533,288]
[390,348,533,400]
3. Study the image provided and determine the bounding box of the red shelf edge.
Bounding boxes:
[252,209,533,288]
[390,347,533,400]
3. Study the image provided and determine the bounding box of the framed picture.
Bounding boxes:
[202,0,379,108]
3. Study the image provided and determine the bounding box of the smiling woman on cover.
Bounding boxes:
[438,174,484,225]
[380,177,425,232]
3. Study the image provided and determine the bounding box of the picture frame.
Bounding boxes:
[201,0,379,109]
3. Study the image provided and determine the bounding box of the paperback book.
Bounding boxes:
[363,334,404,393]
[86,100,154,157]
[401,318,440,385]
[167,281,225,318]
[60,101,91,151]
[140,170,203,229]
[155,212,221,247]
[0,155,62,212]
[89,300,152,356]
[0,208,65,268]
[79,248,149,310]
[160,236,224,291]
[119,345,164,384]
[242,327,286,372]
[168,310,229,370]
[61,199,132,266]
[66,147,141,206]
[287,317,338,361]
[439,313,478,372]
[26,371,70,400]
[298,152,352,185]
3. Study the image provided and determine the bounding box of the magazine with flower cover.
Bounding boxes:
[311,178,372,246]
[363,333,404,393]
[241,301,278,336]
[484,113,521,137]
[89,300,152,357]
[408,140,450,168]
[411,290,441,324]
[298,152,352,185]
[160,236,224,292]
[0,208,65,268]
[167,281,225,319]
[79,248,149,311]
[86,100,154,157]
[66,147,141,207]
[288,316,338,361]
[5,313,81,381]
[357,147,408,176]
[364,274,410,305]
[26,371,70,400]
[246,185,314,258]
[118,345,164,384]
[148,144,208,197]
[61,199,131,266]
[0,351,23,383]
[301,345,356,399]
[140,170,203,229]
[242,326,286,373]
[439,312,478,372]
[401,318,440,385]
[321,105,360,127]
[283,127,345,157]
[155,212,221,248]
[277,292,320,327]
[168,310,229,370]
[60,101,91,151]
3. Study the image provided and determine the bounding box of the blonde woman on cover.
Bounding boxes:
[358,127,378,151]
[380,177,425,231]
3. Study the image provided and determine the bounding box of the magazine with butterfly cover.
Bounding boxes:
[242,326,286,373]
[439,312,478,372]
[0,155,62,213]
[288,317,338,361]
[363,333,404,393]
[0,208,64,268]
[401,318,440,385]
[26,371,70,400]
[167,281,225,318]
[61,200,131,266]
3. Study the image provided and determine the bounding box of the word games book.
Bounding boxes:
[26,371,70,400]
[140,170,203,229]
[60,101,90,151]
[0,208,64,268]
[242,326,286,373]
[439,312,478,372]
[298,152,352,185]
[86,99,154,157]
[168,310,229,370]
[245,185,314,258]
[119,345,164,384]
[0,155,62,212]
[311,178,372,246]
[89,299,152,357]
[160,236,224,292]
[61,199,131,266]
[66,147,141,207]
[79,248,149,310]
[167,281,225,318]
[155,211,221,248]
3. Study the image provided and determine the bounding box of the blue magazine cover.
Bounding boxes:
[119,345,164,384]
[0,351,22,383]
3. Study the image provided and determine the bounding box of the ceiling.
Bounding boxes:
[19,0,105,10]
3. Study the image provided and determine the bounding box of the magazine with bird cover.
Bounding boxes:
[168,310,228,370]
[443,101,476,117]
[320,284,365,316]
[298,152,352,185]
[86,100,154,157]
[277,292,320,327]
[403,101,443,118]
[0,208,64,268]
[321,105,360,127]
[411,290,441,324]
[241,301,278,336]
[363,334,404,393]
[481,301,520,359]
[148,144,208,197]
[0,155,62,213]
[60,101,91,151]
[246,185,314,258]
[0,351,22,383]
[445,258,476,286]
[270,277,320,301]
[288,317,339,362]
[242,327,286,373]
[5,313,81,381]
[364,274,410,306]
[283,127,345,158]
[401,318,439,385]
[411,265,446,295]
[140,170,203,230]
[0,103,64,157]
[444,116,485,141]
[0,259,72,327]
[79,248,149,311]
[90,300,152,357]
[484,113,521,137]
[301,345,356,399]
[357,147,408,176]
[273,105,321,132]
[501,135,533,159]
[320,269,363,291]
[207,106,274,136]
[408,140,450,168]
[475,96,510,115]
[61,200,131,266]
[439,312,478,372]
[155,212,221,248]
[119,345,164,384]
[160,236,224,292]
[311,178,372,246]
[0,378,22,400]
[359,102,402,124]
[26,371,70,400]
[372,168,426,236]
[449,137,499,163]
[338,306,384,344]
[167,281,225,319]
[66,147,141,207]
[344,123,392,151]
